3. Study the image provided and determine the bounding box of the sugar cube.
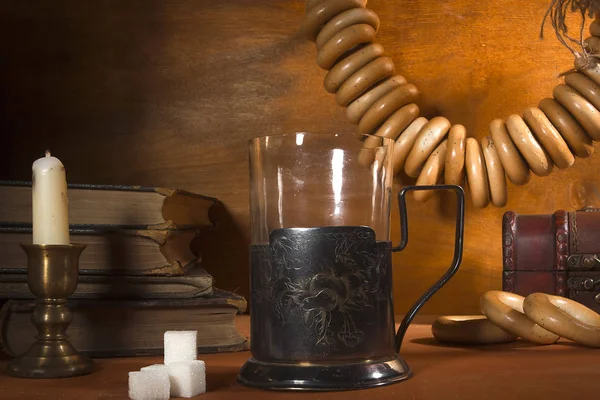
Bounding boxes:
[164,330,197,365]
[128,370,170,400]
[167,360,206,398]
[141,364,168,372]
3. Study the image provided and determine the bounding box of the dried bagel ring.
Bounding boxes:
[576,58,600,86]
[505,114,553,176]
[553,83,600,141]
[523,293,600,348]
[590,18,600,36]
[414,140,447,202]
[404,116,451,177]
[432,315,517,345]
[392,117,428,175]
[347,75,406,124]
[302,0,366,41]
[565,72,600,112]
[522,107,574,169]
[324,43,383,93]
[481,136,507,208]
[336,56,395,106]
[538,98,594,158]
[317,24,377,70]
[480,291,559,345]
[489,119,530,185]
[465,138,489,208]
[584,36,600,54]
[367,103,419,142]
[358,83,419,134]
[357,134,386,167]
[358,138,388,172]
[306,0,327,11]
[316,7,380,49]
[372,146,388,172]
[444,124,466,186]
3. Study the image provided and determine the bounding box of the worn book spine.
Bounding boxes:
[0,264,213,300]
[0,180,218,229]
[0,291,248,358]
[0,225,199,276]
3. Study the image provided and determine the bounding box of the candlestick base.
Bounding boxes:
[6,244,95,379]
[7,339,94,379]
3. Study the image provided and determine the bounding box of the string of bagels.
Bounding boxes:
[302,0,600,208]
[301,0,600,346]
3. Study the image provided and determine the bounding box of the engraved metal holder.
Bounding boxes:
[238,185,465,391]
[7,244,95,378]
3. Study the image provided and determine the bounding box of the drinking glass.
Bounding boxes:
[240,132,464,391]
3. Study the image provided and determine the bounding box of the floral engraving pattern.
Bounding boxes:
[251,226,390,350]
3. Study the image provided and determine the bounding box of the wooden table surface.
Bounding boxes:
[0,315,599,400]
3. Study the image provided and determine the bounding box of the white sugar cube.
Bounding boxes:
[141,364,167,372]
[167,360,206,398]
[128,370,170,400]
[164,330,197,365]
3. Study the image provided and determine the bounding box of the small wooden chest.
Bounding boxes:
[502,208,600,313]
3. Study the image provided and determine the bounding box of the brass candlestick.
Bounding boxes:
[7,244,95,379]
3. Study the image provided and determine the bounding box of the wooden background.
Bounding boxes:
[1,0,599,315]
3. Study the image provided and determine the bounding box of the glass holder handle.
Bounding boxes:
[391,184,465,352]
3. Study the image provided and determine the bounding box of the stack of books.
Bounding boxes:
[0,181,247,357]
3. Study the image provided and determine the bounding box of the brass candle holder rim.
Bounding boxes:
[19,243,88,261]
[20,243,87,249]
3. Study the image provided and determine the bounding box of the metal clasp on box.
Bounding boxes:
[582,278,600,290]
[567,276,600,290]
[567,276,600,304]
[567,254,600,270]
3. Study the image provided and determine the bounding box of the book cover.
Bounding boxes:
[0,289,248,358]
[0,262,213,300]
[0,225,199,276]
[0,181,218,229]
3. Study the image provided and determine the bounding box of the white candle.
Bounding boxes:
[32,151,70,245]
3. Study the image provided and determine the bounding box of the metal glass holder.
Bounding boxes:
[238,356,411,391]
[7,244,95,379]
[238,184,465,391]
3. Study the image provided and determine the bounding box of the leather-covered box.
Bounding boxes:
[502,208,600,313]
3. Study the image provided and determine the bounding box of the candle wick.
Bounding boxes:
[45,150,51,158]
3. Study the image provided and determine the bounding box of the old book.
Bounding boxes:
[502,208,600,313]
[0,225,199,276]
[0,181,218,229]
[0,262,212,299]
[0,289,248,358]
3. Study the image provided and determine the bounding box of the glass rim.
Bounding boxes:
[248,131,394,146]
